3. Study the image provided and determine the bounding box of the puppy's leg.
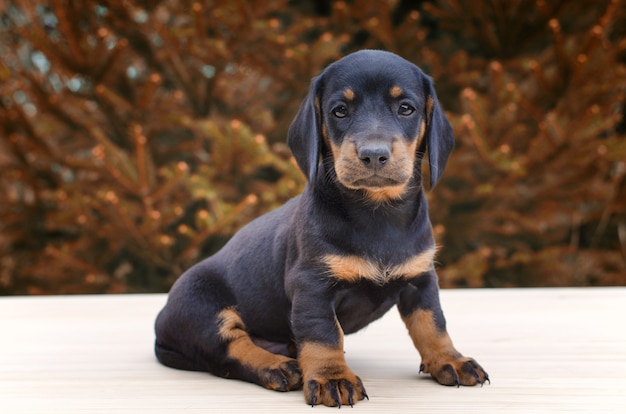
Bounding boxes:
[155,271,302,391]
[299,341,368,407]
[216,308,302,391]
[292,294,368,407]
[398,270,489,386]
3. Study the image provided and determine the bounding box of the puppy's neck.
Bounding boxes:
[314,171,425,228]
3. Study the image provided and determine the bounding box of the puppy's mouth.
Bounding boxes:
[339,172,412,202]
[347,174,406,189]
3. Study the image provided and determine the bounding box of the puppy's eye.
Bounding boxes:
[332,105,348,118]
[398,103,415,116]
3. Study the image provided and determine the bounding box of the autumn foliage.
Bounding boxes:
[1,0,625,294]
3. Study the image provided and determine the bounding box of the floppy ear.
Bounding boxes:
[422,74,455,189]
[287,76,323,184]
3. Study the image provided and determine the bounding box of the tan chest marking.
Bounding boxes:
[322,246,437,285]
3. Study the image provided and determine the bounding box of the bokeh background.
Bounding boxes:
[1,0,625,295]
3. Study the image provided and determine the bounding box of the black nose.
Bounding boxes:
[358,143,391,168]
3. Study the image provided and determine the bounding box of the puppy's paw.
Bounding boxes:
[304,369,368,407]
[421,356,489,387]
[259,358,303,391]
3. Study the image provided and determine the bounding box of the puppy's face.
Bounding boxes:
[319,55,429,201]
[287,50,454,196]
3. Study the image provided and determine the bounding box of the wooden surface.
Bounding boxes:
[1,288,625,413]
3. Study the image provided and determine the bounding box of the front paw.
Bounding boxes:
[304,370,368,407]
[299,342,369,406]
[421,356,489,387]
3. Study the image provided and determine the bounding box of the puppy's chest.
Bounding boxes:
[334,279,406,334]
[322,245,436,285]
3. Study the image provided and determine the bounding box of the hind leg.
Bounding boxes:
[155,273,301,391]
[216,308,302,391]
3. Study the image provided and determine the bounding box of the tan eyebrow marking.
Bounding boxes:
[343,88,355,101]
[390,86,403,98]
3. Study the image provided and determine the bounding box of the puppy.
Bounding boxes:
[155,50,488,407]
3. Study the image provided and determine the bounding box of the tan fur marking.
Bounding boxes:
[217,308,299,390]
[402,309,457,364]
[402,309,488,386]
[322,123,331,148]
[299,342,346,378]
[315,96,324,140]
[391,247,438,276]
[364,184,409,203]
[218,309,278,365]
[343,88,355,101]
[418,120,426,143]
[323,255,380,283]
[390,85,403,98]
[217,307,248,341]
[333,136,419,203]
[299,337,366,406]
[361,137,420,203]
[322,246,436,284]
[426,96,434,124]
[401,309,478,385]
[329,139,342,164]
[405,132,420,162]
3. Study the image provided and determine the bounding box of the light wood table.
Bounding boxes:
[1,288,625,413]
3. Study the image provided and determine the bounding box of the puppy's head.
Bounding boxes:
[288,50,454,201]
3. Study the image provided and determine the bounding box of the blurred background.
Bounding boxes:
[1,0,625,295]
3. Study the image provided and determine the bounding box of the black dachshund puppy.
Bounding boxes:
[155,50,488,407]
